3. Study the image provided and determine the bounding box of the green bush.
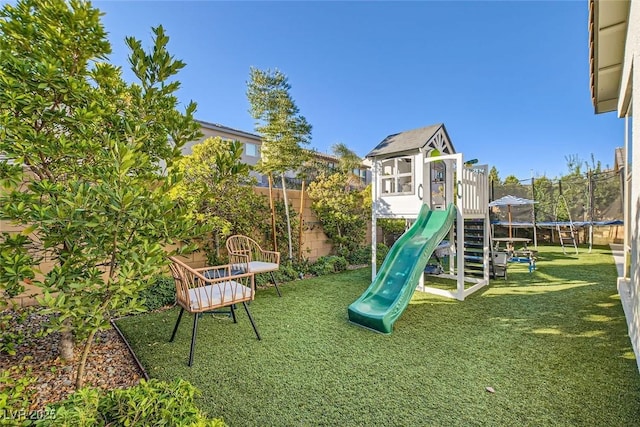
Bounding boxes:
[375,243,390,265]
[336,244,388,267]
[345,246,371,265]
[332,256,348,272]
[254,260,301,288]
[44,379,226,426]
[309,256,348,276]
[0,359,36,426]
[139,275,176,311]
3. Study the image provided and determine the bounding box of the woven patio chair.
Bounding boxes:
[226,235,282,297]
[168,255,261,366]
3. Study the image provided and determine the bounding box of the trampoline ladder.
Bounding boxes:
[556,222,578,255]
[554,195,579,255]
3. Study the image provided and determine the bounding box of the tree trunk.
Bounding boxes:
[281,172,293,260]
[59,322,74,361]
[268,174,277,251]
[214,233,220,263]
[75,328,97,389]
[298,180,305,262]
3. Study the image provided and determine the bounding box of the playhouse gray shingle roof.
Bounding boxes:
[365,123,445,158]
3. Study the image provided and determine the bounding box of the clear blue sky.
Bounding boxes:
[94,0,622,180]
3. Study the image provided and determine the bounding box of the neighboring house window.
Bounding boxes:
[381,157,413,195]
[245,143,259,157]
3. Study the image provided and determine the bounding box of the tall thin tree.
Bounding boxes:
[247,67,311,259]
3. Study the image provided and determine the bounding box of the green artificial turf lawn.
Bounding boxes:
[116,245,640,426]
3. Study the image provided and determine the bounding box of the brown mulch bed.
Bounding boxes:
[0,308,145,409]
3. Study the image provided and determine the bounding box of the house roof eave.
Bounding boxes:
[589,0,630,115]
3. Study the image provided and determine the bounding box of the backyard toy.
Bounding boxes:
[489,172,623,253]
[348,123,490,333]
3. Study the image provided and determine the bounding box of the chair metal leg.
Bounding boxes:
[188,312,199,367]
[230,304,237,323]
[242,302,261,340]
[270,271,282,297]
[170,307,184,342]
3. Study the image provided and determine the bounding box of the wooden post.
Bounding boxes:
[268,174,277,251]
[298,180,305,262]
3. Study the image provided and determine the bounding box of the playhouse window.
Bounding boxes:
[380,157,413,195]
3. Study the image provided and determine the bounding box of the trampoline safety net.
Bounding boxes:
[490,170,623,243]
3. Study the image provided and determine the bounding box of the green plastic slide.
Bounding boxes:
[348,203,456,334]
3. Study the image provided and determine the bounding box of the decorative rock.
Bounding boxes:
[0,307,144,407]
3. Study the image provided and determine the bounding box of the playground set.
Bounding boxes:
[348,123,492,334]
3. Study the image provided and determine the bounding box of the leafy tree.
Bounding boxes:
[307,173,371,255]
[532,175,554,223]
[557,155,588,221]
[378,219,407,246]
[499,174,529,200]
[489,166,501,185]
[297,151,331,183]
[171,137,269,263]
[503,175,521,186]
[559,153,620,222]
[564,154,586,176]
[0,0,201,388]
[589,169,621,221]
[246,67,312,260]
[332,142,366,189]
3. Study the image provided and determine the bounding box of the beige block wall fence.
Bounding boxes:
[1,186,366,307]
[253,187,345,261]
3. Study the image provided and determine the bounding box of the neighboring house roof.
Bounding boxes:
[589,0,630,113]
[306,149,370,170]
[307,150,339,162]
[195,119,262,140]
[195,119,369,169]
[366,123,454,158]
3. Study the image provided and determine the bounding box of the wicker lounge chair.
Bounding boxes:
[168,256,261,366]
[226,235,282,297]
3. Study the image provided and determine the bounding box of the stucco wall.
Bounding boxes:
[628,0,639,372]
[618,0,640,373]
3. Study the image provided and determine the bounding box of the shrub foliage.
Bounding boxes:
[0,0,203,388]
[45,379,226,427]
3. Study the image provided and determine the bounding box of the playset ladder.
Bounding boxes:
[460,218,486,278]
